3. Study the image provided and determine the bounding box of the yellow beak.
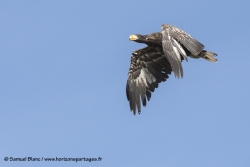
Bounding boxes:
[129,35,138,41]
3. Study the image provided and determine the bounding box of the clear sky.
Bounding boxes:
[1,1,250,167]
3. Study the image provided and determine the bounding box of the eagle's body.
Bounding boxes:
[126,24,217,115]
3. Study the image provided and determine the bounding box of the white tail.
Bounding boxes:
[199,50,218,62]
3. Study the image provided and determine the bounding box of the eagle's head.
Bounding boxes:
[129,34,146,43]
[129,33,162,46]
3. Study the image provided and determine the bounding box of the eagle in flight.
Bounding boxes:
[126,24,217,115]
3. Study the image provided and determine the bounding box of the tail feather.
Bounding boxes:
[198,50,218,62]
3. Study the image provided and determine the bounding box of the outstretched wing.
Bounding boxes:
[161,24,204,78]
[126,46,172,115]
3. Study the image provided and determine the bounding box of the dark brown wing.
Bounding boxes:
[126,46,172,115]
[161,24,204,78]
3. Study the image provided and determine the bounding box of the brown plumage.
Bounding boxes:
[126,24,217,115]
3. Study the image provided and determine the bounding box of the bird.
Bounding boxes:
[126,24,217,115]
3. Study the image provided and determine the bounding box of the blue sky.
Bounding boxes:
[1,0,250,167]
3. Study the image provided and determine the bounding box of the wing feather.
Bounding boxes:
[162,24,204,55]
[126,46,172,115]
[161,32,183,78]
[161,24,204,78]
